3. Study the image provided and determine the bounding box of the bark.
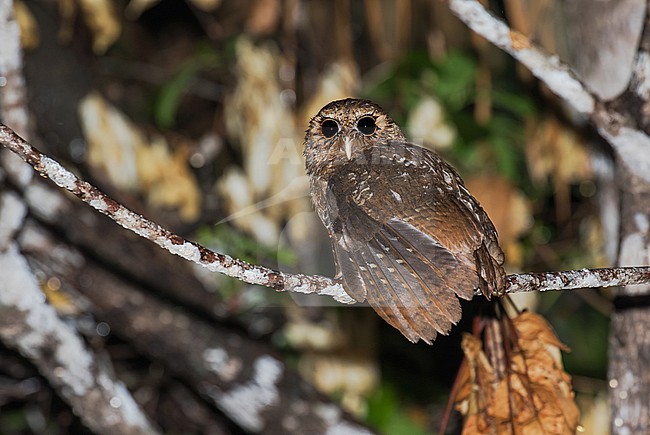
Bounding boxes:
[0,0,158,432]
[443,1,650,432]
[608,165,650,433]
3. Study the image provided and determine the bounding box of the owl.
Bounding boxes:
[304,98,505,344]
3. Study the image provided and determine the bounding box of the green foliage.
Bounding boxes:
[366,383,429,435]
[154,45,220,129]
[196,224,296,300]
[197,224,296,266]
[363,50,535,184]
[538,291,609,378]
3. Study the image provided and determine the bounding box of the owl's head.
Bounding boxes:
[304,98,405,173]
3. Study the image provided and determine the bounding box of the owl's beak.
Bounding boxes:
[343,137,353,160]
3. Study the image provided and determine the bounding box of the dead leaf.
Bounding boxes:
[77,0,121,54]
[79,92,201,222]
[246,0,280,36]
[455,311,579,435]
[57,0,121,54]
[406,96,456,150]
[14,1,40,50]
[466,175,532,268]
[188,0,221,12]
[125,0,161,19]
[526,115,592,223]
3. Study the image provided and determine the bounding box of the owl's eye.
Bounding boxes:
[357,117,376,135]
[321,119,340,138]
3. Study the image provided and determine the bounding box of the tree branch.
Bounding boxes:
[445,0,594,115]
[0,244,159,435]
[505,267,650,294]
[0,124,354,304]
[444,0,650,184]
[1,123,649,299]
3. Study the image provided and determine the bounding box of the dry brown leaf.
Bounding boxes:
[246,0,280,36]
[57,0,121,54]
[406,96,456,150]
[466,175,532,268]
[188,0,221,12]
[514,311,570,351]
[77,0,121,54]
[455,312,579,435]
[299,352,379,416]
[222,38,318,246]
[79,92,201,222]
[125,0,161,19]
[526,115,592,222]
[14,1,40,50]
[57,0,76,43]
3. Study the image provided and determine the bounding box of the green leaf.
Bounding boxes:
[154,48,219,129]
[155,66,199,129]
[366,384,428,435]
[490,89,536,117]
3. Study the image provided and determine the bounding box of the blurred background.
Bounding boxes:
[0,0,619,433]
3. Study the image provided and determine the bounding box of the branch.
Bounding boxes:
[0,124,354,304]
[505,267,650,294]
[444,0,650,184]
[445,0,594,114]
[1,123,649,300]
[23,225,374,434]
[0,244,159,434]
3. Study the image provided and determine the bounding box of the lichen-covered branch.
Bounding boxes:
[0,1,159,430]
[1,122,649,301]
[0,123,354,304]
[0,244,159,435]
[0,0,32,186]
[445,0,595,115]
[444,0,650,183]
[505,267,650,294]
[22,225,373,434]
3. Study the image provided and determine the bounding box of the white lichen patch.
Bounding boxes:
[632,52,650,99]
[602,127,650,183]
[325,421,374,435]
[618,233,650,295]
[163,239,201,263]
[314,403,342,424]
[241,267,272,285]
[0,245,93,395]
[634,213,649,234]
[314,283,355,304]
[41,156,78,191]
[0,191,26,247]
[97,373,155,429]
[314,403,374,434]
[203,347,243,382]
[214,355,283,432]
[88,198,109,212]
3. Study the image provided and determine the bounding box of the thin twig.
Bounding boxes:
[505,267,650,294]
[1,123,649,300]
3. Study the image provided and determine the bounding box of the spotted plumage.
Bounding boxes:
[304,98,505,344]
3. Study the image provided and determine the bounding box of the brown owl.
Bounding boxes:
[304,98,506,344]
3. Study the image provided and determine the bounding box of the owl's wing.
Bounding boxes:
[332,208,482,343]
[328,146,504,344]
